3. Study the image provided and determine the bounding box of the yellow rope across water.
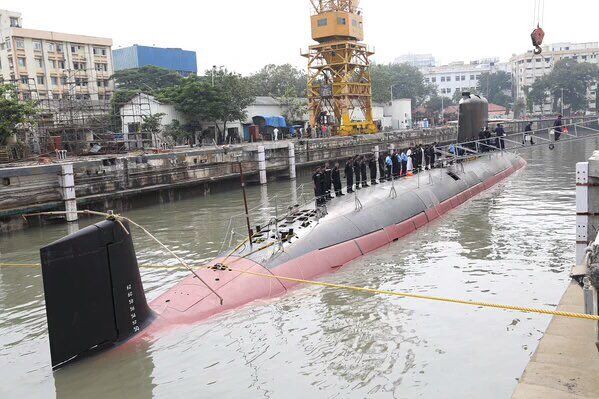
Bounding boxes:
[5,211,598,322]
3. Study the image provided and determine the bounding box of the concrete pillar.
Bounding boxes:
[258,145,267,185]
[374,145,380,160]
[288,142,296,180]
[59,164,78,222]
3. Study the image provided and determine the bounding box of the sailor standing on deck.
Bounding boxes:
[378,153,386,182]
[369,155,378,185]
[344,159,354,193]
[323,162,333,200]
[391,150,400,177]
[360,156,369,188]
[495,124,506,150]
[332,163,344,197]
[312,166,324,206]
[385,153,393,180]
[400,150,408,176]
[406,148,414,175]
[524,121,535,145]
[353,156,362,189]
[553,115,563,141]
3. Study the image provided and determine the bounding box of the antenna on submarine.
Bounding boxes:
[238,160,253,247]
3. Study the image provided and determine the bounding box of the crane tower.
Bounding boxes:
[302,0,377,136]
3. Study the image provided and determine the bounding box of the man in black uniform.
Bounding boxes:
[353,156,362,189]
[369,155,378,185]
[391,150,400,177]
[332,162,343,197]
[360,156,369,188]
[553,115,563,141]
[312,167,324,206]
[378,153,386,182]
[344,159,354,193]
[323,162,333,200]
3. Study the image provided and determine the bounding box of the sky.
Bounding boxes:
[3,0,598,75]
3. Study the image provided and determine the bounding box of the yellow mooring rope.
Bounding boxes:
[3,210,598,322]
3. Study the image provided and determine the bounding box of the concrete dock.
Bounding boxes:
[512,282,599,398]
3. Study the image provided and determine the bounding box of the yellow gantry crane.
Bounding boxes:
[303,0,378,136]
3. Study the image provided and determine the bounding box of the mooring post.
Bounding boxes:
[288,142,296,180]
[59,164,78,222]
[258,145,267,185]
[576,161,590,266]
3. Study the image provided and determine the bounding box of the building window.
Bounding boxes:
[15,38,25,48]
[455,76,460,81]
[51,76,58,86]
[10,17,20,27]
[337,17,347,25]
[73,62,86,70]
[447,76,451,81]
[49,59,56,68]
[470,75,475,80]
[20,75,28,84]
[441,76,445,82]
[56,44,63,53]
[93,47,107,56]
[33,41,43,51]
[37,76,45,85]
[431,77,436,83]
[95,63,108,72]
[48,43,56,52]
[71,45,82,53]
[61,76,68,85]
[75,78,88,87]
[317,18,328,27]
[35,58,43,68]
[461,75,466,81]
[5,37,11,49]
[18,57,26,67]
[58,60,65,69]
[8,57,13,68]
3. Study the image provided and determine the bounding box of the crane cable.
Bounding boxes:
[2,211,599,322]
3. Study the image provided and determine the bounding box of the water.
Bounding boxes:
[1,137,597,399]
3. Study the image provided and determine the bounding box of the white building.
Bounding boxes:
[0,9,114,101]
[394,54,435,68]
[421,58,509,98]
[511,42,599,112]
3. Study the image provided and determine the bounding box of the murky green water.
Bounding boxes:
[1,136,597,398]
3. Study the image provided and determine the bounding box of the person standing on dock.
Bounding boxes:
[391,150,400,177]
[360,157,369,188]
[344,159,354,193]
[332,163,344,197]
[553,115,563,141]
[369,156,378,185]
[385,153,393,180]
[524,122,535,145]
[406,148,414,175]
[353,157,362,189]
[324,162,333,200]
[273,127,279,141]
[400,150,408,176]
[495,124,506,150]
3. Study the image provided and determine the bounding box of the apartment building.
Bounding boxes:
[0,9,114,101]
[511,42,599,111]
[421,58,509,98]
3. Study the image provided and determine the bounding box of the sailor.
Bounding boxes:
[344,159,354,193]
[406,148,414,174]
[360,156,369,187]
[312,166,324,206]
[369,155,378,185]
[391,150,400,177]
[524,121,535,145]
[484,126,492,151]
[553,115,563,141]
[332,163,344,197]
[319,166,328,204]
[324,162,333,200]
[385,153,393,180]
[478,128,486,152]
[424,145,433,170]
[354,156,362,189]
[400,150,408,176]
[378,153,386,182]
[495,124,506,150]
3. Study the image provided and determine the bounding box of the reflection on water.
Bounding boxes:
[1,136,598,398]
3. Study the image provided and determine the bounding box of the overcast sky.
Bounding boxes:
[4,0,598,74]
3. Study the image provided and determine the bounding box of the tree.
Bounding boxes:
[248,64,307,98]
[0,84,37,145]
[277,87,308,123]
[476,71,512,109]
[111,65,183,92]
[513,98,526,119]
[527,78,550,114]
[370,63,435,105]
[543,59,598,113]
[160,68,255,141]
[422,94,455,123]
[141,113,165,133]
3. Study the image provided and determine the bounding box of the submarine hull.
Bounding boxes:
[144,152,526,337]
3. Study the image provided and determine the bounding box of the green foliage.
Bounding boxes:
[277,87,308,123]
[111,65,183,92]
[527,78,550,112]
[163,119,189,143]
[141,113,165,132]
[371,63,434,105]
[159,67,255,136]
[476,71,512,108]
[513,98,526,119]
[452,89,465,104]
[248,64,307,98]
[544,59,598,112]
[0,84,37,145]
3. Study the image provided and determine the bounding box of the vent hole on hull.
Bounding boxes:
[447,172,461,181]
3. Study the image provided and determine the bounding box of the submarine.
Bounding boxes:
[39,93,526,369]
